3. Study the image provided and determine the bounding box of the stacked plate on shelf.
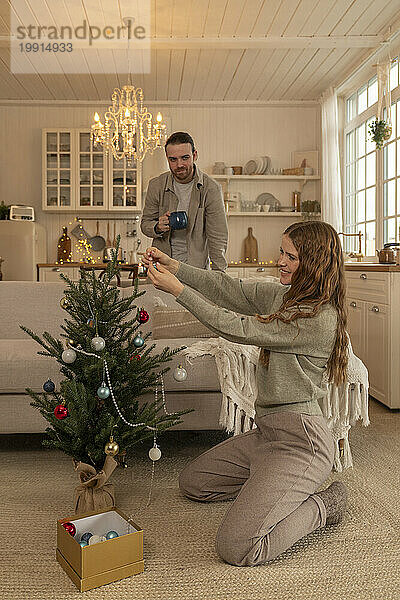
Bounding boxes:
[244,156,271,175]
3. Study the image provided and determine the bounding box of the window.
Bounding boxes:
[344,57,400,256]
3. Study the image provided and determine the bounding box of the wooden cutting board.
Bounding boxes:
[243,227,258,262]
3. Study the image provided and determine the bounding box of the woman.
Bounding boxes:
[142,220,348,567]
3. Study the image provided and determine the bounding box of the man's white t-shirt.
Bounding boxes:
[170,178,195,263]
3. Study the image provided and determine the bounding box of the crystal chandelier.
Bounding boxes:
[91,85,167,164]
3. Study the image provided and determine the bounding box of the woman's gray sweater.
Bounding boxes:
[175,262,338,418]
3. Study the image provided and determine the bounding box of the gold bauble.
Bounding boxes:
[60,297,71,310]
[104,436,119,456]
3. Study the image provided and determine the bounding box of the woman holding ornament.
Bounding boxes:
[142,221,348,567]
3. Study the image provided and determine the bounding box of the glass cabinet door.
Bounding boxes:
[110,156,139,209]
[78,132,106,209]
[45,131,72,208]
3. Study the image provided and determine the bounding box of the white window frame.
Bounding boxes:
[342,63,400,257]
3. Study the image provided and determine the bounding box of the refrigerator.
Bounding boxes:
[0,221,47,281]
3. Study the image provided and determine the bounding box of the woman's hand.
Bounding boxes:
[147,262,184,297]
[142,247,179,274]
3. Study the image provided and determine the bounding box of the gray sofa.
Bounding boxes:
[0,281,222,434]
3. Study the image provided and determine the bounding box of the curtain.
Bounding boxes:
[321,87,343,232]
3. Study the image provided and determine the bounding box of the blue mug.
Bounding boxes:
[169,211,188,230]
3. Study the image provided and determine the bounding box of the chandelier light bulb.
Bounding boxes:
[94,112,100,122]
[156,112,163,122]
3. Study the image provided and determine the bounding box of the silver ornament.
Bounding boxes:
[88,535,101,545]
[91,336,105,351]
[149,445,162,461]
[97,383,110,399]
[62,349,77,364]
[173,364,187,382]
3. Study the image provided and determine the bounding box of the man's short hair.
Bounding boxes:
[165,132,195,153]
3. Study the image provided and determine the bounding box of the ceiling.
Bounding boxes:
[0,0,399,102]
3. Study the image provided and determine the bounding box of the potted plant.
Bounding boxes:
[368,119,392,149]
[0,201,9,220]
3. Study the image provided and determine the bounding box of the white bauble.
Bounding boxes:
[149,446,162,461]
[173,365,187,382]
[88,535,101,545]
[91,336,105,351]
[62,349,77,364]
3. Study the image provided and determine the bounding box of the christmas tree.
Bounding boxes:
[21,246,187,472]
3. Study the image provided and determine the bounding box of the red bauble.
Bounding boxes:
[54,404,68,419]
[62,521,76,536]
[130,354,141,361]
[138,309,149,324]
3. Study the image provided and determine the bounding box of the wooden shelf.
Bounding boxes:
[212,174,320,181]
[226,211,307,217]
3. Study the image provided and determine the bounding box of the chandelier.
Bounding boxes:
[91,85,167,164]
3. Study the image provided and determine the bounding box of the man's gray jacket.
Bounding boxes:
[140,167,228,271]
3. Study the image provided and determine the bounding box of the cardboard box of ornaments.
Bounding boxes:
[56,506,144,592]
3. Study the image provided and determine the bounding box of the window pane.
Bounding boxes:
[356,124,365,157]
[388,104,396,142]
[346,164,355,194]
[390,61,398,91]
[383,142,396,180]
[366,187,376,221]
[358,85,367,114]
[397,140,400,176]
[345,194,355,225]
[384,218,396,244]
[346,94,356,122]
[356,157,365,190]
[356,191,365,222]
[384,180,396,216]
[366,152,375,187]
[366,117,376,153]
[366,221,376,257]
[368,78,378,106]
[346,130,355,162]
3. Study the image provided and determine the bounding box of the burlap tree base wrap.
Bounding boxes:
[73,455,117,515]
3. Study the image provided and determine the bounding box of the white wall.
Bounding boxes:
[0,102,321,265]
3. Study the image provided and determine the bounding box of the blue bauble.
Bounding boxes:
[79,541,88,548]
[97,384,110,399]
[105,530,119,540]
[43,379,55,393]
[81,532,93,543]
[133,334,144,348]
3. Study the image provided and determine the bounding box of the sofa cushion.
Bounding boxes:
[0,282,67,339]
[151,305,216,340]
[0,338,220,394]
[0,339,63,394]
[151,338,220,392]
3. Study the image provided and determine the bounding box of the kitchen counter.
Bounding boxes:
[228,262,278,268]
[344,262,400,272]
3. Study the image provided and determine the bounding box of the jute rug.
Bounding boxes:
[1,399,399,600]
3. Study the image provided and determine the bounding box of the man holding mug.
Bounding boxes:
[141,132,228,271]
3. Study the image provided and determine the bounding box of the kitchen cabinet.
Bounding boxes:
[227,264,279,279]
[345,268,399,408]
[42,129,142,213]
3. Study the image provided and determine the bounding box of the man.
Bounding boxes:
[140,131,228,271]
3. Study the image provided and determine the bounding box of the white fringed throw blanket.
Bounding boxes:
[183,338,369,472]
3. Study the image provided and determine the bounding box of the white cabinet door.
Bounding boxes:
[40,267,79,281]
[365,301,389,404]
[243,266,279,279]
[346,297,365,363]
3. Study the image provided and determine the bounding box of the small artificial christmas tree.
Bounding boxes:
[21,244,187,510]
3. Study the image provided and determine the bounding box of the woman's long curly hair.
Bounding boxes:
[257,221,348,386]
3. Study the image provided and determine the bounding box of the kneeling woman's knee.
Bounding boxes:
[215,525,250,566]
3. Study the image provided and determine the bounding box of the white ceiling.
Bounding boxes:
[0,0,399,102]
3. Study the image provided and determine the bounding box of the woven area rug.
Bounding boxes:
[1,399,399,600]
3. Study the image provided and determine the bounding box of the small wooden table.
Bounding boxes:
[79,263,139,286]
[36,263,140,286]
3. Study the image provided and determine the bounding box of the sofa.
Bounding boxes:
[0,281,223,434]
